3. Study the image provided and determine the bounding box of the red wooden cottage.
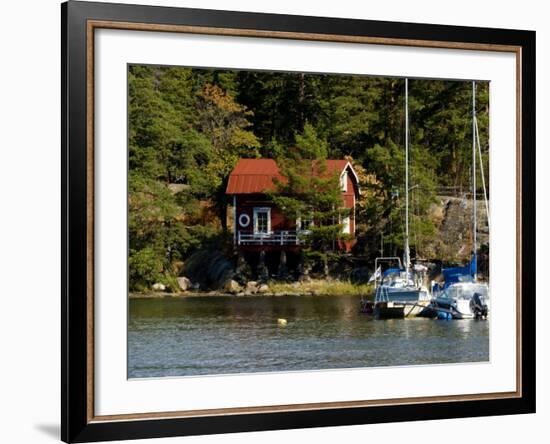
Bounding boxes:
[226,158,360,252]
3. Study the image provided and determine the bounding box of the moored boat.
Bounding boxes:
[363,79,431,319]
[432,281,489,319]
[370,260,431,318]
[429,81,490,320]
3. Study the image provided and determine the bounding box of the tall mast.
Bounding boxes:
[472,81,477,280]
[404,78,410,271]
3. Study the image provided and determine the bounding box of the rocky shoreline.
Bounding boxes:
[130,291,308,299]
[129,281,378,299]
[130,279,374,299]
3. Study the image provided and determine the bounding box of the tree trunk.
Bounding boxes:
[218,202,228,233]
[298,73,305,127]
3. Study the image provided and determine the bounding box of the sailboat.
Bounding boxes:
[431,81,490,320]
[366,78,431,319]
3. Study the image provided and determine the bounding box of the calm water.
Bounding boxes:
[128,295,489,378]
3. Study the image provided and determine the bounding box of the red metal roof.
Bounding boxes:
[225,159,282,194]
[325,160,350,174]
[226,158,356,194]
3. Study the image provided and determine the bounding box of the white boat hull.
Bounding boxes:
[374,287,431,319]
[431,282,490,320]
[374,300,432,319]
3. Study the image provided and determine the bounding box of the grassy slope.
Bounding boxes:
[268,280,374,297]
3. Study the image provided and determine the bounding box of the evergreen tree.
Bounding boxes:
[127,64,490,289]
[269,124,352,275]
[196,83,260,229]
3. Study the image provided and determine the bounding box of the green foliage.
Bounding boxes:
[128,66,260,290]
[293,122,329,159]
[269,125,352,273]
[128,64,489,290]
[128,247,165,291]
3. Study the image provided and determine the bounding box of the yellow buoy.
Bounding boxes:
[277,318,287,326]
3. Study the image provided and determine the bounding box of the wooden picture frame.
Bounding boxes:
[62,1,536,442]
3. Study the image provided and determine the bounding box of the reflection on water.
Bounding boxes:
[128,294,489,378]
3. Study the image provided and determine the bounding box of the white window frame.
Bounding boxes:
[340,170,348,192]
[296,211,314,233]
[253,207,271,235]
[341,215,351,234]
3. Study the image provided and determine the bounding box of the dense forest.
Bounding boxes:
[128,64,489,291]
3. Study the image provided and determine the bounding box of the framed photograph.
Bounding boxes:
[62,1,535,442]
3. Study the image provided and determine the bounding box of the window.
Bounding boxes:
[297,211,313,232]
[253,207,271,234]
[340,170,348,192]
[342,215,351,234]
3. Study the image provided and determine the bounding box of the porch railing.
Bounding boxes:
[237,230,305,246]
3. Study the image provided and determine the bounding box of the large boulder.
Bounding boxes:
[177,277,192,291]
[258,284,269,294]
[245,281,258,294]
[184,250,234,290]
[152,282,166,292]
[224,279,241,294]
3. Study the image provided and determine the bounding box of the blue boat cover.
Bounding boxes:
[440,254,477,289]
[382,267,402,277]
